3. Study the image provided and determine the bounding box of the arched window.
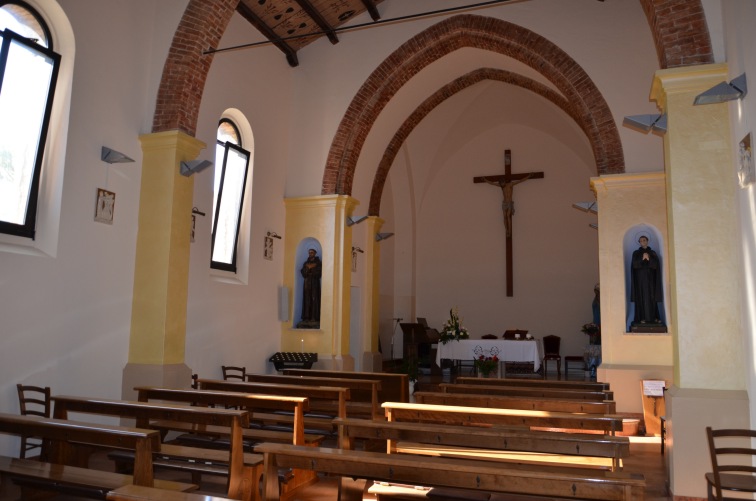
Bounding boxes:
[211,118,251,272]
[0,1,60,239]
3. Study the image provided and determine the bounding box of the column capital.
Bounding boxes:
[651,63,729,110]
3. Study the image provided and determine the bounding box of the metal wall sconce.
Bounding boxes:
[264,231,281,260]
[347,215,368,226]
[180,159,213,177]
[375,232,394,242]
[351,246,364,272]
[571,201,598,214]
[694,73,747,105]
[101,146,135,164]
[623,114,667,134]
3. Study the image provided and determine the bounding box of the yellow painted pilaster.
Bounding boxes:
[128,131,204,365]
[282,195,357,369]
[364,216,384,354]
[651,64,743,391]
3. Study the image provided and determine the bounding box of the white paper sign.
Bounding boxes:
[642,380,666,397]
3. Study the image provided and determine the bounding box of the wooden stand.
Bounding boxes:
[640,380,666,436]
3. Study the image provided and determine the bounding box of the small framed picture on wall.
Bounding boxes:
[94,188,115,224]
[738,132,754,188]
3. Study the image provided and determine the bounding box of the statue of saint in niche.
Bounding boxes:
[630,236,664,327]
[297,249,322,329]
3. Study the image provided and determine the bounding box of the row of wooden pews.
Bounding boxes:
[249,372,645,501]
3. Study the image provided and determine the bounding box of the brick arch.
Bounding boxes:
[368,68,578,216]
[324,14,623,197]
[639,0,713,69]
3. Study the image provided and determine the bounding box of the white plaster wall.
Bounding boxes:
[0,0,187,456]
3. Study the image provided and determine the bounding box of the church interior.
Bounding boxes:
[1,1,755,499]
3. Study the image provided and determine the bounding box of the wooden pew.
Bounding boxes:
[244,373,382,418]
[335,417,629,471]
[282,369,410,403]
[51,395,261,501]
[456,376,610,391]
[108,485,234,500]
[0,413,194,499]
[133,387,317,447]
[196,379,349,433]
[414,391,617,414]
[440,382,614,401]
[382,402,625,435]
[254,442,645,501]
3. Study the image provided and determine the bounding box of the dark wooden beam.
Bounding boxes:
[294,0,339,45]
[236,2,299,67]
[360,0,381,21]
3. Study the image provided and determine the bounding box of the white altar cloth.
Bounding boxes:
[435,339,541,372]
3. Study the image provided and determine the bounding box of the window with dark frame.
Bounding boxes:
[0,1,60,239]
[211,119,251,272]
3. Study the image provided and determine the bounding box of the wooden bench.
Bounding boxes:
[382,402,625,435]
[51,395,261,501]
[244,373,382,418]
[282,369,410,403]
[254,442,645,501]
[196,379,349,433]
[414,391,617,414]
[0,413,195,499]
[336,417,628,471]
[455,377,610,391]
[133,386,320,448]
[439,383,614,401]
[108,484,235,500]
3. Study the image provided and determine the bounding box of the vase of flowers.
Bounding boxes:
[474,354,499,378]
[581,323,601,345]
[439,308,470,344]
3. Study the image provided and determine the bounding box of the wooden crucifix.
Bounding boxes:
[473,150,544,297]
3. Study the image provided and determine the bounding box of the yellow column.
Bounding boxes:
[651,63,749,499]
[122,130,205,397]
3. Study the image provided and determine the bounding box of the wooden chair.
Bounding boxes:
[16,384,51,458]
[705,426,756,500]
[541,335,561,378]
[221,366,246,381]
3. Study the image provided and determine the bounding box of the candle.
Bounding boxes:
[301,338,304,352]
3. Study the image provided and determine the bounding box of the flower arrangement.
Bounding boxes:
[581,322,601,345]
[439,308,470,344]
[473,345,500,377]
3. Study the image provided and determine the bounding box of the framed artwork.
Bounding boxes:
[94,188,115,224]
[264,235,274,260]
[738,132,754,188]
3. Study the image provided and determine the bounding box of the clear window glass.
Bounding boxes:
[0,2,59,239]
[211,120,250,272]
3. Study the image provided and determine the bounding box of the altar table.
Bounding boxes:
[435,339,541,372]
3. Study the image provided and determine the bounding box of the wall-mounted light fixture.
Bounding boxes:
[264,231,281,260]
[623,114,667,134]
[191,207,205,243]
[694,73,747,105]
[351,246,364,272]
[180,159,213,177]
[571,201,598,214]
[101,146,135,164]
[347,215,368,226]
[375,232,394,242]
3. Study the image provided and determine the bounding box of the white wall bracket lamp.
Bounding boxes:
[180,159,213,177]
[347,215,368,226]
[694,73,747,105]
[101,146,135,164]
[622,114,667,134]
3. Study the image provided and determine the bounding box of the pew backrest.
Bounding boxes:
[455,377,610,391]
[414,391,617,414]
[439,383,613,401]
[282,369,409,403]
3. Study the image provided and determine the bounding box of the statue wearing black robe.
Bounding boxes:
[630,237,663,324]
[298,249,322,328]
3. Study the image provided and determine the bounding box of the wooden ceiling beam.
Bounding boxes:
[237,2,299,67]
[360,0,381,21]
[294,0,339,45]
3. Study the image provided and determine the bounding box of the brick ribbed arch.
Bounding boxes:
[368,68,579,216]
[151,0,712,167]
[324,14,623,197]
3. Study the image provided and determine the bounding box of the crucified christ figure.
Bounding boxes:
[483,173,533,237]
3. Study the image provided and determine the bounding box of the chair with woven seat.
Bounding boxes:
[541,335,561,379]
[16,384,51,459]
[221,365,246,381]
[705,426,756,500]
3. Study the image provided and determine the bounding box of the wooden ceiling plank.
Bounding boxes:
[294,0,339,44]
[237,1,300,67]
[360,0,381,21]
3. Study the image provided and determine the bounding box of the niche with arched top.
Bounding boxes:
[624,225,667,333]
[294,238,323,329]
